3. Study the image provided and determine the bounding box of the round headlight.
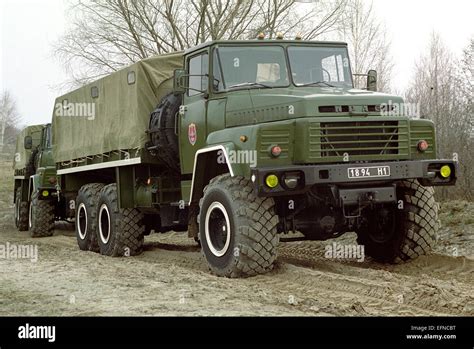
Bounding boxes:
[439,165,451,178]
[265,174,279,188]
[417,140,429,152]
[270,145,282,157]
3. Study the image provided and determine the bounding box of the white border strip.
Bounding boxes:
[57,157,142,175]
[189,145,234,204]
[14,176,25,180]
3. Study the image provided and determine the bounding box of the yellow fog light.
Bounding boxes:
[440,165,451,178]
[42,190,49,197]
[265,174,279,188]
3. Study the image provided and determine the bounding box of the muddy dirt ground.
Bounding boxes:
[0,162,473,316]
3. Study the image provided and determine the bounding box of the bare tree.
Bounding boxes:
[336,0,393,92]
[55,0,348,86]
[406,33,473,200]
[0,91,22,151]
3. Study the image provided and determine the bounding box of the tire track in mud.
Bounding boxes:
[137,235,474,316]
[277,242,474,316]
[278,240,474,283]
[1,228,473,316]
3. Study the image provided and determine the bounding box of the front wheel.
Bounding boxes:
[199,175,279,278]
[357,179,439,263]
[29,191,54,237]
[15,188,29,231]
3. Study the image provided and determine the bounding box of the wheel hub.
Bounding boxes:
[205,202,231,257]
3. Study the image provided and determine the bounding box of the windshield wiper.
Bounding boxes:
[227,82,273,90]
[299,81,336,88]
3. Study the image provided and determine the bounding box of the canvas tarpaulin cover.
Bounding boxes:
[52,51,183,163]
[13,124,44,170]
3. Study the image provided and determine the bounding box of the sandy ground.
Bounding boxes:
[1,161,473,316]
[0,223,472,316]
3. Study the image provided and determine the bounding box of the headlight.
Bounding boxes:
[440,165,451,178]
[265,174,279,188]
[417,140,429,152]
[270,145,282,157]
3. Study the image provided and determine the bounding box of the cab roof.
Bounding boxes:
[184,40,348,55]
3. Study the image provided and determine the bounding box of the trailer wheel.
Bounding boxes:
[357,179,439,263]
[199,175,279,278]
[75,183,104,252]
[97,184,145,257]
[15,187,29,232]
[29,191,54,237]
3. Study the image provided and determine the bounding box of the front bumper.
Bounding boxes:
[252,160,457,197]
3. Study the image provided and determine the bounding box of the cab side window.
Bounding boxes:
[188,53,209,96]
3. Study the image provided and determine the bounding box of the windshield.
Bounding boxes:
[288,46,353,88]
[213,46,289,91]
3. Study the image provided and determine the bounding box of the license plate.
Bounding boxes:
[348,166,390,179]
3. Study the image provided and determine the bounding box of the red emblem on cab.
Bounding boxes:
[188,123,197,145]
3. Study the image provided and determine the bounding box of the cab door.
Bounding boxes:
[179,50,209,175]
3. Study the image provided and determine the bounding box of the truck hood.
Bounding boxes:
[225,87,405,127]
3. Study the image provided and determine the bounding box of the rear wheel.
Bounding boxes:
[29,191,54,237]
[15,187,29,231]
[97,184,145,256]
[75,183,104,252]
[199,175,279,278]
[357,179,439,263]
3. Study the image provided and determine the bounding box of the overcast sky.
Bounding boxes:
[0,0,473,126]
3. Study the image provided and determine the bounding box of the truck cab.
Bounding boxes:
[13,124,65,236]
[172,39,456,276]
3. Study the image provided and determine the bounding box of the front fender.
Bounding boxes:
[189,142,247,204]
[29,174,42,196]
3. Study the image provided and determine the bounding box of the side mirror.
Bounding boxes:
[367,69,377,92]
[173,69,186,94]
[24,136,33,150]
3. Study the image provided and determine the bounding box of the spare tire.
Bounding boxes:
[148,93,182,173]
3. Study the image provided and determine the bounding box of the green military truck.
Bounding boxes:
[46,39,456,278]
[13,124,70,236]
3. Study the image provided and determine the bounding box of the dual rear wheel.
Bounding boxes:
[75,183,144,257]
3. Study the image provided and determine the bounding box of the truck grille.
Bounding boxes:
[308,121,409,161]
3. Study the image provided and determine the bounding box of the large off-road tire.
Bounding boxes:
[357,179,439,263]
[75,183,104,252]
[148,93,182,172]
[15,187,29,231]
[199,175,279,278]
[96,184,145,257]
[29,191,54,238]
